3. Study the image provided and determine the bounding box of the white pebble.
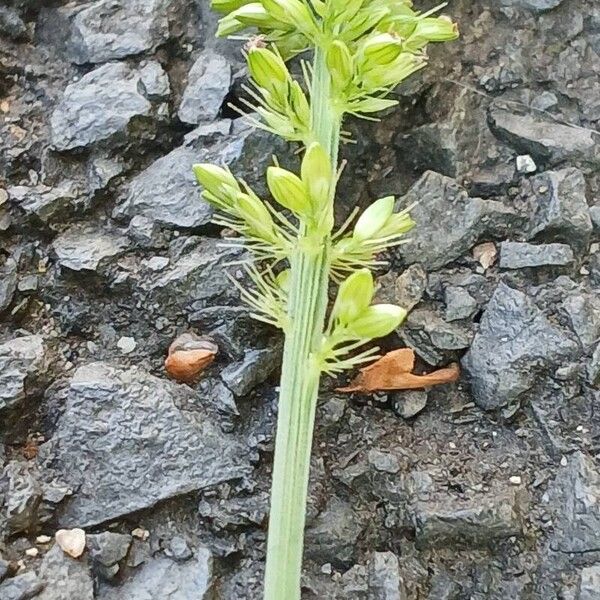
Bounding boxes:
[516,155,537,174]
[117,337,137,354]
[509,475,522,486]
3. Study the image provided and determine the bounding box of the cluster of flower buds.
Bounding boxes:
[192,163,290,255]
[332,195,415,276]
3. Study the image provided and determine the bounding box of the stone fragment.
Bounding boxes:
[578,565,600,600]
[561,290,600,351]
[415,493,522,548]
[462,283,578,410]
[395,265,428,310]
[68,0,173,64]
[549,452,600,553]
[38,363,252,527]
[527,168,592,251]
[0,572,44,600]
[395,172,520,269]
[55,528,86,558]
[391,390,428,419]
[53,225,129,272]
[220,345,281,397]
[50,63,154,151]
[489,106,600,169]
[499,241,574,269]
[8,182,80,224]
[516,154,537,173]
[37,544,93,600]
[98,550,213,600]
[499,0,565,10]
[590,206,600,231]
[86,532,131,567]
[116,337,136,354]
[167,537,193,562]
[139,61,171,100]
[444,286,478,321]
[0,335,46,415]
[179,51,231,124]
[368,552,406,600]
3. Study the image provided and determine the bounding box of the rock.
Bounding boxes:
[560,289,600,351]
[548,452,600,553]
[590,206,600,231]
[52,225,129,272]
[305,497,364,567]
[116,337,136,354]
[167,536,193,562]
[179,51,231,124]
[68,0,174,64]
[220,345,281,397]
[0,572,44,600]
[87,532,131,566]
[8,183,80,225]
[444,286,478,321]
[392,265,427,311]
[499,0,565,10]
[578,565,600,600]
[0,335,46,415]
[38,362,252,527]
[415,493,522,548]
[0,6,27,41]
[462,283,578,410]
[368,552,406,600]
[98,550,213,600]
[488,106,600,169]
[50,63,155,151]
[499,241,574,269]
[37,544,93,600]
[395,171,520,270]
[527,168,592,251]
[55,528,86,558]
[0,558,9,581]
[516,154,537,173]
[391,390,428,419]
[138,61,171,100]
[0,259,18,313]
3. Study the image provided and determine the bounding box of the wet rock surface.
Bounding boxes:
[2,0,600,597]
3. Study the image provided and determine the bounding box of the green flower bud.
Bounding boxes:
[360,33,403,69]
[377,211,415,238]
[350,96,398,114]
[212,0,254,13]
[347,304,407,339]
[247,47,290,101]
[327,41,354,92]
[216,14,245,36]
[267,166,311,216]
[259,108,297,139]
[276,269,291,292]
[289,81,310,126]
[230,3,280,28]
[236,192,277,242]
[362,52,426,90]
[193,164,240,196]
[261,0,315,32]
[404,16,459,52]
[353,196,395,241]
[332,269,374,325]
[301,143,332,210]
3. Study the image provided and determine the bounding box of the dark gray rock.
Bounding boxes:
[395,171,520,270]
[488,106,600,169]
[0,258,18,313]
[391,391,428,419]
[561,289,600,351]
[368,552,406,600]
[0,335,46,415]
[415,493,522,548]
[462,283,578,410]
[68,0,174,64]
[444,286,478,321]
[37,544,93,600]
[527,168,592,251]
[0,572,44,600]
[499,241,574,269]
[578,565,600,600]
[0,6,27,41]
[548,452,600,554]
[52,225,129,272]
[38,362,252,527]
[50,63,155,151]
[86,532,131,567]
[98,550,213,600]
[8,182,80,225]
[220,345,281,398]
[0,558,9,581]
[139,61,171,100]
[179,51,231,124]
[499,0,565,10]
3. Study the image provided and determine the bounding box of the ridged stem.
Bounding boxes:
[263,46,341,600]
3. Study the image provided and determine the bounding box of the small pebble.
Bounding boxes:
[509,475,522,486]
[132,528,150,541]
[560,456,568,466]
[55,528,86,558]
[36,535,52,544]
[516,154,537,174]
[25,548,39,557]
[321,563,333,575]
[117,337,137,354]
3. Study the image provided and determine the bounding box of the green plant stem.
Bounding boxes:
[263,46,341,600]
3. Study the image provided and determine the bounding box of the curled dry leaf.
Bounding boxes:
[55,528,86,558]
[337,348,460,393]
[165,333,218,383]
[472,242,498,270]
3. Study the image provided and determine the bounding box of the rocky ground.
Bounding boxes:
[1,0,600,598]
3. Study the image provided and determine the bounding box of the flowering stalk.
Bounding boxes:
[197,2,458,598]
